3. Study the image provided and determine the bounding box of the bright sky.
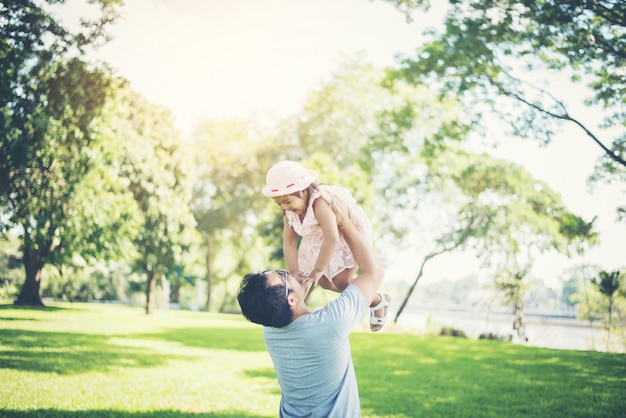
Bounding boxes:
[57,0,624,287]
[83,0,433,137]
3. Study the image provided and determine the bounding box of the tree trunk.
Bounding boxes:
[160,273,170,310]
[510,270,529,342]
[607,296,614,348]
[513,297,527,342]
[15,246,45,306]
[206,236,213,312]
[394,253,435,324]
[145,270,158,315]
[394,223,474,324]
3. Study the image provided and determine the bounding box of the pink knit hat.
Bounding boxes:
[262,161,318,197]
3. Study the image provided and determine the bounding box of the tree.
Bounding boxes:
[383,0,626,216]
[45,144,141,292]
[495,267,531,341]
[561,273,583,310]
[0,0,121,305]
[288,58,470,244]
[591,270,622,343]
[449,151,596,340]
[191,119,271,311]
[392,222,478,324]
[0,232,22,299]
[392,149,597,339]
[276,59,480,312]
[571,267,625,351]
[105,85,198,315]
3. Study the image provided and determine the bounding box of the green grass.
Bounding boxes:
[0,302,624,417]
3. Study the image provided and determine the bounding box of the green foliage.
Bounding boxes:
[591,270,623,334]
[1,302,626,417]
[47,159,141,272]
[104,84,199,314]
[290,59,468,244]
[571,281,605,322]
[383,0,626,175]
[0,0,122,305]
[427,149,597,259]
[592,270,622,300]
[394,147,598,329]
[290,61,596,332]
[559,213,599,256]
[191,119,274,311]
[41,261,122,302]
[568,267,626,351]
[188,71,437,308]
[561,275,581,309]
[192,119,269,233]
[0,233,22,299]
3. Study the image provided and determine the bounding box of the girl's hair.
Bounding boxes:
[237,273,292,328]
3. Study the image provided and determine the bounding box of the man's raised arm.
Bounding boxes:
[336,208,383,307]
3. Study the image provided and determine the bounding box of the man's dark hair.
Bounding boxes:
[237,272,292,328]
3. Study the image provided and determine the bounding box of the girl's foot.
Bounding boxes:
[369,293,390,331]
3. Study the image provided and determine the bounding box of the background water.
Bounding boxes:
[394,305,618,352]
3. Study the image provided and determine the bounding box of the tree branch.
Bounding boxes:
[393,215,477,323]
[496,73,626,168]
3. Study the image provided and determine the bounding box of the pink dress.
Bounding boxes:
[285,185,372,280]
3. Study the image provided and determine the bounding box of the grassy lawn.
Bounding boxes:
[0,301,624,417]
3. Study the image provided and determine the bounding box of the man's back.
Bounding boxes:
[263,285,366,418]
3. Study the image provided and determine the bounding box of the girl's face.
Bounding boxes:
[272,191,307,215]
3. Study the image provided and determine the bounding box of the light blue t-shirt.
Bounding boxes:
[263,284,368,418]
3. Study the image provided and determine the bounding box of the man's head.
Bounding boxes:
[237,270,294,328]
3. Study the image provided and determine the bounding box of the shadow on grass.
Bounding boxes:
[0,316,266,376]
[0,329,187,375]
[136,327,267,352]
[0,317,37,321]
[0,409,271,418]
[352,333,626,417]
[243,367,276,380]
[0,303,68,322]
[0,303,68,312]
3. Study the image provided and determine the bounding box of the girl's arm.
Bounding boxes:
[283,214,299,275]
[309,197,339,284]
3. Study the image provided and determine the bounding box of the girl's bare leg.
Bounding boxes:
[317,276,340,292]
[317,266,357,292]
[331,267,358,291]
[317,267,387,325]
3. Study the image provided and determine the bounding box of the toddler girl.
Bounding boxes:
[262,160,390,331]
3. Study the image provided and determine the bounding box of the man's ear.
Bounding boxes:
[287,293,298,307]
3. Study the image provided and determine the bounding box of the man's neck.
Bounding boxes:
[291,303,311,322]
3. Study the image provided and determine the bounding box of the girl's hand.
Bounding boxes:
[308,270,324,286]
[295,271,313,287]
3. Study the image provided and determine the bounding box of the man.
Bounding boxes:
[237,205,389,417]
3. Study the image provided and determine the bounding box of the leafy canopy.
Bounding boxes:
[0,0,122,304]
[383,0,626,172]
